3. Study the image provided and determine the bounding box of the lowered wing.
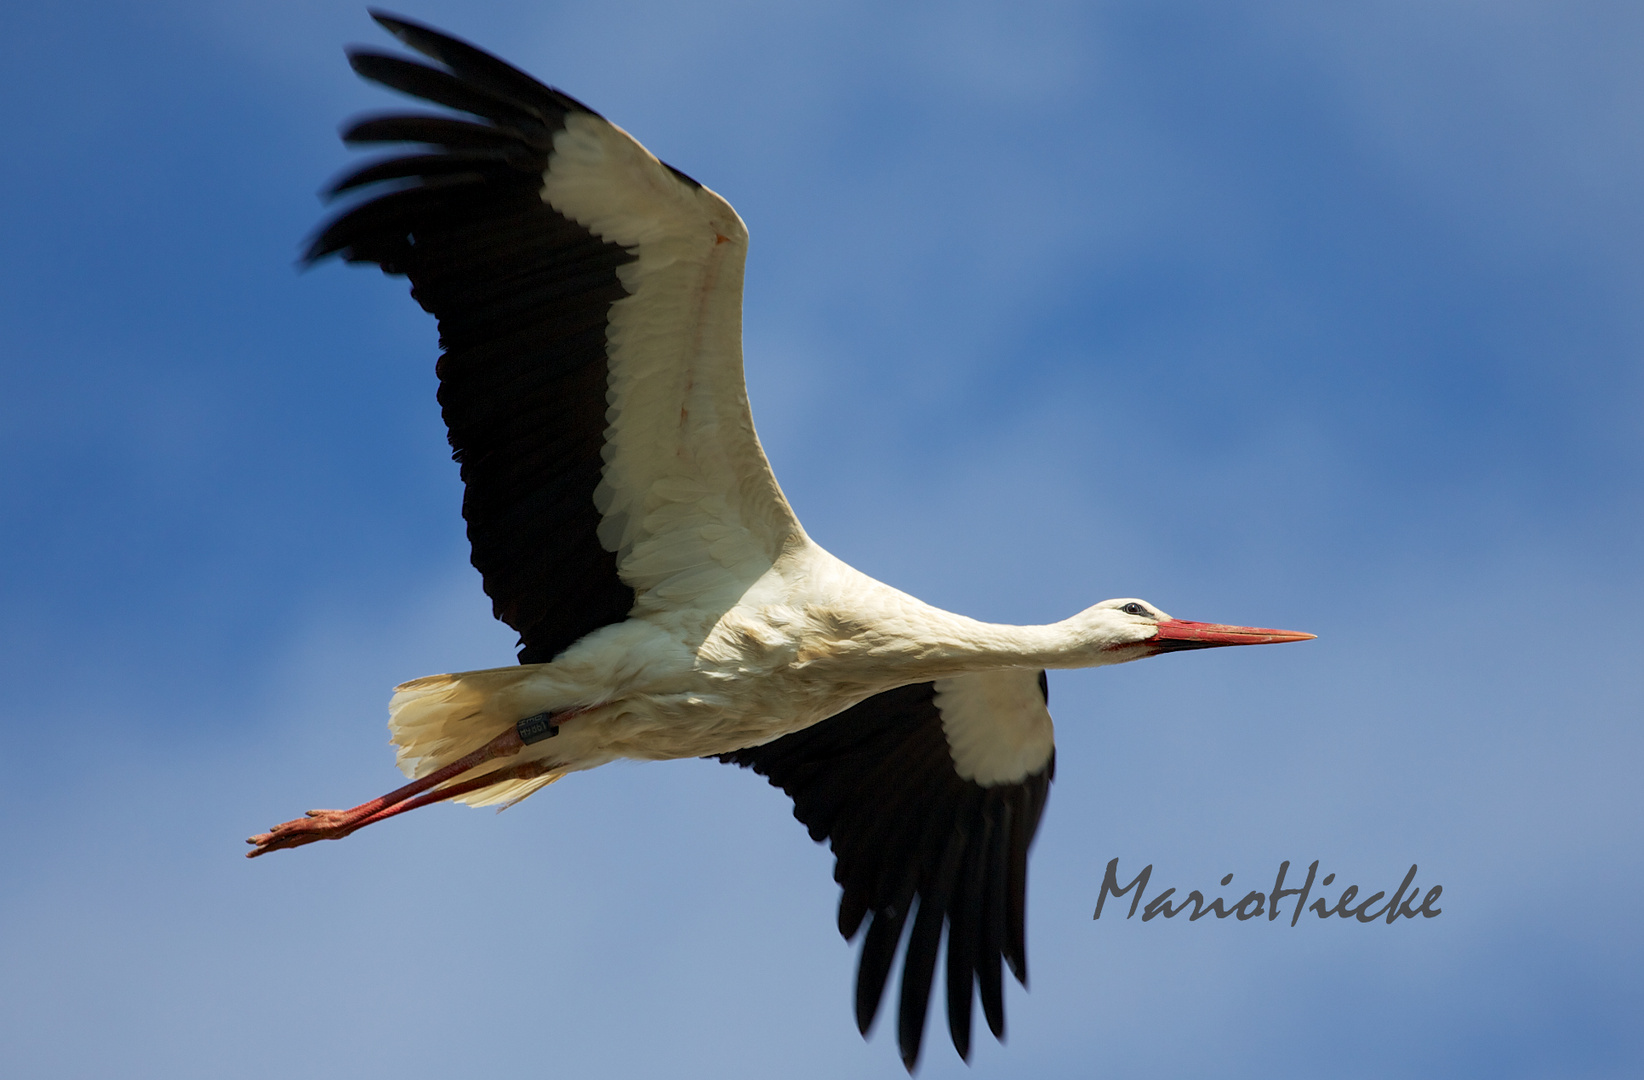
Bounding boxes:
[719,669,1056,1070]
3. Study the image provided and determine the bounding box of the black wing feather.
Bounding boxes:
[370,10,599,117]
[342,113,539,151]
[897,813,970,1069]
[309,16,642,663]
[718,680,1054,1070]
[977,796,1011,1039]
[345,52,551,133]
[944,806,991,1058]
[325,151,535,196]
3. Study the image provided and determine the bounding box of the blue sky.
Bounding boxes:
[1,2,1640,1077]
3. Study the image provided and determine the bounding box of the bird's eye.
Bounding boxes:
[1121,602,1149,616]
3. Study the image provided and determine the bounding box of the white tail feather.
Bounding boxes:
[388,665,567,806]
[465,772,562,809]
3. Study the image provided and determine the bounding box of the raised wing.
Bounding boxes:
[718,669,1055,1070]
[308,13,802,661]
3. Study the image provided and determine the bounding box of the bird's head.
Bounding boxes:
[1059,598,1316,666]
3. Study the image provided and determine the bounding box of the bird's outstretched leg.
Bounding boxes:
[246,709,576,858]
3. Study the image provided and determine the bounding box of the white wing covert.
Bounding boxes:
[545,111,801,615]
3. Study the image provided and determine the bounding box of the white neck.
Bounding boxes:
[780,545,1138,684]
[806,598,1118,684]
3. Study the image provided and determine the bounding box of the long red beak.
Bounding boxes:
[1149,619,1316,652]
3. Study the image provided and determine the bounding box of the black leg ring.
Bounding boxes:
[516,712,559,744]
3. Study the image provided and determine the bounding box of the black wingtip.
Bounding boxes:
[855,900,912,1037]
[855,968,879,1037]
[298,228,333,266]
[838,889,868,940]
[361,8,600,119]
[367,8,418,38]
[369,8,463,58]
[898,1008,928,1073]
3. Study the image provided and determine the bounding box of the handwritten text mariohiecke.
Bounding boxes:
[1092,859,1443,924]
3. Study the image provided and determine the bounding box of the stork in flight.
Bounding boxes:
[249,12,1314,1070]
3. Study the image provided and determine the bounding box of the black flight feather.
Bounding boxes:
[308,14,640,663]
[717,679,1053,1070]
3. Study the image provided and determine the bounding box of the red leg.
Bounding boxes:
[246,712,574,858]
[349,757,561,830]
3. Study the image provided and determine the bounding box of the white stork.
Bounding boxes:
[249,12,1314,1070]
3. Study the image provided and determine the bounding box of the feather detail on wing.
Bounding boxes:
[717,670,1055,1070]
[307,13,801,662]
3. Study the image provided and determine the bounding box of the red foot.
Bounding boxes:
[247,724,543,858]
[246,808,368,854]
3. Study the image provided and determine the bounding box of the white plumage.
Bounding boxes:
[249,13,1313,1070]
